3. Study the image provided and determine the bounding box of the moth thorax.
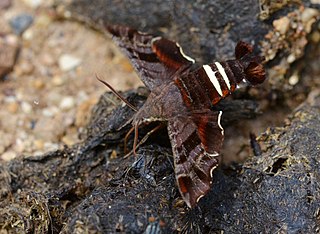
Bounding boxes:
[226,60,247,84]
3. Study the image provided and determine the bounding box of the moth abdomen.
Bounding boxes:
[176,41,266,107]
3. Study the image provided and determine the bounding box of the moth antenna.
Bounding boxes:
[133,122,139,156]
[96,74,138,112]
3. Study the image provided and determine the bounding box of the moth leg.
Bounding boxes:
[124,126,135,154]
[133,122,140,156]
[124,123,164,158]
[135,123,164,149]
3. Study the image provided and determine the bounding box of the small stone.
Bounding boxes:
[42,106,59,117]
[59,96,75,110]
[21,101,32,114]
[61,133,77,146]
[0,35,19,78]
[311,31,320,43]
[9,14,34,35]
[287,54,296,64]
[51,75,64,86]
[19,60,34,75]
[5,34,19,46]
[33,139,44,150]
[0,0,12,10]
[7,101,19,113]
[33,79,45,89]
[43,142,59,152]
[1,150,17,161]
[41,53,55,66]
[289,72,299,86]
[35,13,52,27]
[110,150,117,159]
[301,8,319,24]
[22,0,43,8]
[22,28,33,40]
[273,16,290,35]
[58,54,81,71]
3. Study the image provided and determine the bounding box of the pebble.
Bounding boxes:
[301,8,319,24]
[7,101,19,114]
[289,72,299,86]
[41,53,55,66]
[42,106,59,117]
[21,101,32,114]
[273,16,290,35]
[18,60,34,75]
[33,79,45,89]
[287,54,296,64]
[22,0,43,8]
[0,0,12,10]
[43,142,59,152]
[22,28,33,40]
[15,137,29,153]
[9,14,34,35]
[61,131,78,146]
[33,139,44,150]
[59,96,75,110]
[51,75,64,86]
[1,151,17,161]
[58,54,81,71]
[0,34,19,78]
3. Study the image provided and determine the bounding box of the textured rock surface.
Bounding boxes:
[0,88,319,233]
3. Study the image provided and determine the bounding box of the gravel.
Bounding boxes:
[0,0,142,161]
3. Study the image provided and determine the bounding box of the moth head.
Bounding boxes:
[235,41,266,85]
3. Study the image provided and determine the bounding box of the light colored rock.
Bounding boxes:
[59,96,75,110]
[7,101,19,114]
[1,150,17,161]
[0,34,19,78]
[51,75,64,86]
[33,79,45,89]
[42,106,59,117]
[21,101,32,114]
[273,16,290,35]
[58,54,81,71]
[22,0,43,8]
[33,139,44,150]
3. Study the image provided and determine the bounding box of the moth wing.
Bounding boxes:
[106,25,194,91]
[167,110,224,208]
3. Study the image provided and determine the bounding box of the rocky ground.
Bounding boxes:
[0,0,143,161]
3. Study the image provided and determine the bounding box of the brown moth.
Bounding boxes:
[103,25,266,208]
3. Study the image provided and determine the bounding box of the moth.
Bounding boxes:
[102,25,266,208]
